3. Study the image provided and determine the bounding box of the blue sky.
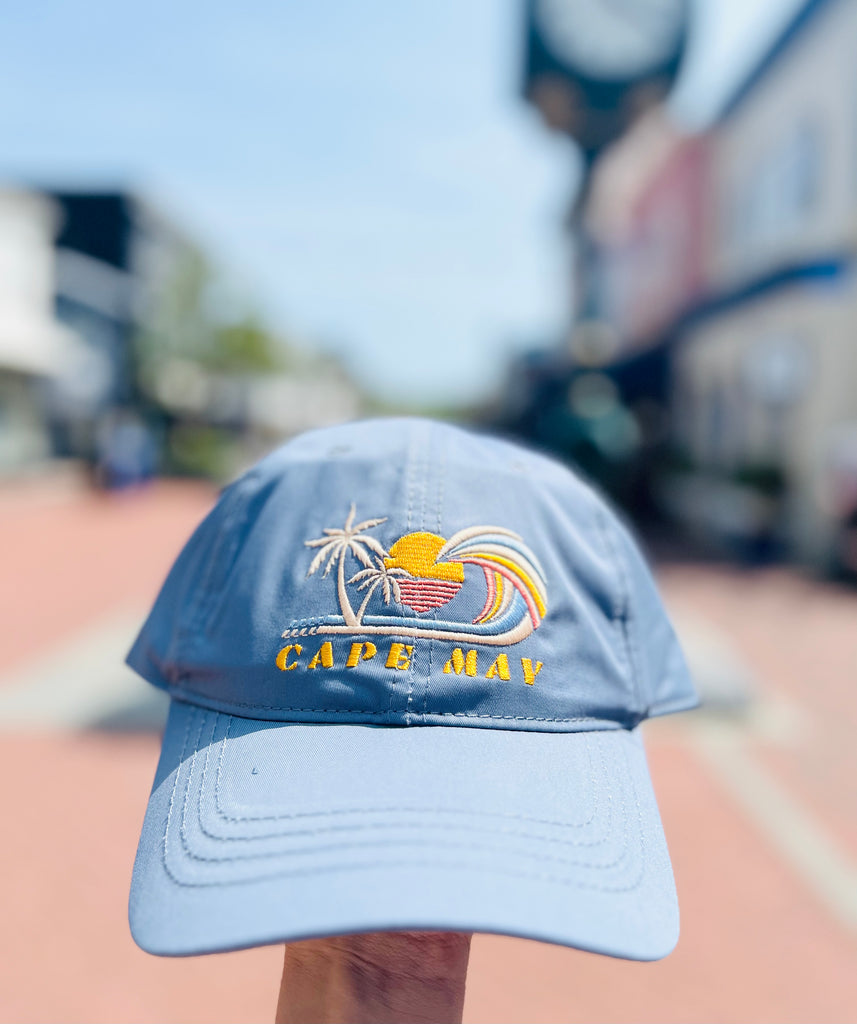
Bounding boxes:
[1,0,802,405]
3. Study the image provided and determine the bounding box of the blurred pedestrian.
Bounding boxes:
[95,409,156,490]
[127,418,696,1023]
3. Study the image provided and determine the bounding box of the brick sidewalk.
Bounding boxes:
[1,479,855,1023]
[659,564,857,865]
[0,477,216,676]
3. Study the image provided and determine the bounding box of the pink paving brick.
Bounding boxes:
[658,566,857,864]
[0,478,215,677]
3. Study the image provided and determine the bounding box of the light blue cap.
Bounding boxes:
[128,418,697,959]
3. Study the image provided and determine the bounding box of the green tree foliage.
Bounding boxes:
[136,248,287,379]
[205,317,284,374]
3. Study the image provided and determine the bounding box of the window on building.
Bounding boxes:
[729,119,823,260]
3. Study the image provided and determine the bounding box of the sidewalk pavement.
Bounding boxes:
[1,475,856,1023]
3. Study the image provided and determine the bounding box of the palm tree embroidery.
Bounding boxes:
[304,504,389,627]
[349,557,409,623]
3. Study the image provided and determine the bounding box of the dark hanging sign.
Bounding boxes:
[522,0,688,158]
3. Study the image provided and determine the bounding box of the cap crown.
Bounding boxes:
[128,419,695,732]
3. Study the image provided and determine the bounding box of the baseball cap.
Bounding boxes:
[127,417,697,960]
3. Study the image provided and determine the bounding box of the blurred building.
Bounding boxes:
[35,191,364,483]
[510,0,857,572]
[671,0,857,569]
[585,112,709,353]
[152,357,363,479]
[492,115,701,517]
[43,191,195,464]
[492,2,691,517]
[0,189,78,471]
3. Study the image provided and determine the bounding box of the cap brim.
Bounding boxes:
[130,700,679,960]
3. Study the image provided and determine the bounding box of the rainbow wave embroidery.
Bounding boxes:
[284,505,548,646]
[438,526,547,632]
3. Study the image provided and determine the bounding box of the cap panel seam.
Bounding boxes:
[423,425,446,720]
[592,507,644,718]
[405,423,431,722]
[176,475,256,657]
[169,684,601,722]
[388,426,421,718]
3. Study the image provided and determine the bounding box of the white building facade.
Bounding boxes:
[0,189,77,471]
[674,0,857,567]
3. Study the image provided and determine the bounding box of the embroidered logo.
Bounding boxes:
[283,504,548,646]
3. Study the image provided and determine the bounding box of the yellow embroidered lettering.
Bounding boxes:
[485,653,510,680]
[276,644,302,671]
[385,642,413,670]
[444,648,463,674]
[346,641,377,668]
[307,641,334,669]
[443,648,478,676]
[521,658,543,686]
